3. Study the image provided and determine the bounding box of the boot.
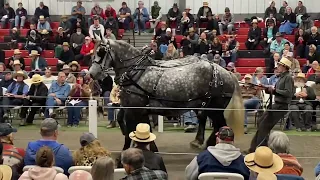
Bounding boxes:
[107,121,116,128]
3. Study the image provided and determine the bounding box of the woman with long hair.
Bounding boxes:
[252,67,269,85]
[91,156,115,180]
[210,37,222,56]
[163,43,179,60]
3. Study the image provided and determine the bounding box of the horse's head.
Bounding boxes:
[89,36,141,80]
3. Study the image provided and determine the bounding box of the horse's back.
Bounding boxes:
[154,56,200,68]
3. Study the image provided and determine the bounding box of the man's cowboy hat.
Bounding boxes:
[13,70,27,79]
[245,146,283,174]
[244,74,253,79]
[257,172,277,180]
[277,58,292,68]
[62,42,70,47]
[62,64,70,70]
[251,19,258,24]
[0,165,13,180]
[189,27,195,32]
[203,1,209,6]
[13,49,21,55]
[41,29,49,35]
[295,73,307,81]
[69,61,80,69]
[30,74,43,84]
[39,15,45,20]
[129,123,156,143]
[13,60,21,66]
[29,50,40,57]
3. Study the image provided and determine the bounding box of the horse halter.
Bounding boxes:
[94,40,113,72]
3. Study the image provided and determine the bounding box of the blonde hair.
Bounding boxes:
[309,44,317,56]
[254,67,264,75]
[166,43,176,55]
[91,157,115,180]
[73,140,111,166]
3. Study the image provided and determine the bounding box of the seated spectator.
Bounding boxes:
[166,3,181,29]
[69,170,93,180]
[223,34,239,63]
[45,72,71,118]
[160,28,177,47]
[306,60,319,79]
[29,50,48,76]
[55,27,70,57]
[105,4,117,19]
[7,49,25,71]
[73,132,110,165]
[88,3,105,27]
[9,27,21,50]
[12,60,27,76]
[106,85,121,128]
[133,1,149,33]
[269,67,280,86]
[105,28,116,40]
[69,61,80,75]
[70,0,86,24]
[295,28,307,58]
[149,1,162,33]
[279,7,297,35]
[163,43,179,60]
[42,67,56,84]
[180,32,193,56]
[241,74,261,133]
[57,42,75,71]
[59,15,72,35]
[14,2,27,29]
[0,63,5,79]
[33,2,50,23]
[252,67,269,85]
[278,1,288,22]
[261,19,278,53]
[299,14,313,34]
[244,146,283,179]
[70,14,88,36]
[226,62,241,80]
[40,29,50,51]
[188,27,199,49]
[1,71,28,121]
[37,15,52,34]
[0,3,15,29]
[0,72,13,91]
[149,42,163,60]
[245,19,261,50]
[294,1,307,25]
[75,36,94,66]
[70,27,85,55]
[180,8,194,35]
[91,157,114,180]
[118,2,131,31]
[122,148,167,179]
[89,16,105,39]
[21,146,68,180]
[20,74,48,126]
[290,73,315,131]
[196,1,212,28]
[219,7,235,35]
[182,111,198,133]
[304,44,320,73]
[206,12,219,32]
[26,29,42,54]
[268,131,303,176]
[104,17,118,38]
[0,123,25,167]
[210,54,226,68]
[209,37,222,56]
[62,65,76,84]
[27,23,38,36]
[308,65,320,81]
[66,76,90,127]
[0,142,20,180]
[264,1,277,22]
[270,32,293,57]
[186,126,249,180]
[306,26,320,53]
[195,32,209,55]
[286,52,300,71]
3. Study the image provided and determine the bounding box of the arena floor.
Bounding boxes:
[10,120,320,180]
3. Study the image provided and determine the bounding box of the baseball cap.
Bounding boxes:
[0,123,17,136]
[40,118,60,132]
[227,62,235,69]
[216,126,234,141]
[80,132,96,146]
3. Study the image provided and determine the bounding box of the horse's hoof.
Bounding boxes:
[190,140,203,149]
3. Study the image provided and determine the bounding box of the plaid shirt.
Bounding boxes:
[122,167,168,180]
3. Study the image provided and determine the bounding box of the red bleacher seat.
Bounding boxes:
[199,22,208,29]
[236,58,265,67]
[175,35,183,44]
[51,22,60,30]
[237,67,266,75]
[118,29,125,39]
[237,28,249,35]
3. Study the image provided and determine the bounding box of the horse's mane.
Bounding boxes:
[113,40,141,54]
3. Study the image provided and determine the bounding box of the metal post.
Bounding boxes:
[89,100,98,138]
[158,115,163,133]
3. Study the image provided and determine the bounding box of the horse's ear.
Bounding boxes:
[94,40,101,52]
[95,33,101,41]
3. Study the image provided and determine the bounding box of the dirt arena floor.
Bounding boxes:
[9,118,320,180]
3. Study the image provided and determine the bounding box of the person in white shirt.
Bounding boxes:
[89,16,105,40]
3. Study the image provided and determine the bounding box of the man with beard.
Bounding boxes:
[166,3,181,29]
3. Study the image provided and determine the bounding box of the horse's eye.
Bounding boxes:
[97,48,106,58]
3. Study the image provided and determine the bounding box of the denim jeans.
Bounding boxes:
[244,97,260,126]
[107,103,120,122]
[45,96,64,118]
[103,91,111,105]
[67,101,88,125]
[182,111,198,125]
[134,17,148,32]
[1,18,14,29]
[119,17,131,30]
[14,15,26,28]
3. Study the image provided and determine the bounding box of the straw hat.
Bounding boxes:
[62,64,70,70]
[244,146,283,174]
[257,172,277,180]
[129,123,156,143]
[39,15,45,20]
[13,60,21,66]
[62,42,70,47]
[277,58,292,69]
[29,50,40,57]
[203,1,209,6]
[41,29,49,35]
[0,165,12,180]
[13,71,27,79]
[30,74,43,84]
[13,49,21,55]
[295,72,306,81]
[189,27,195,32]
[244,74,252,79]
[69,61,80,69]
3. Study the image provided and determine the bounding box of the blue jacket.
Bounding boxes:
[269,74,279,86]
[133,7,149,20]
[24,140,73,175]
[48,81,71,101]
[252,75,269,86]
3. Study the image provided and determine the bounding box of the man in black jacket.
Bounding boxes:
[33,2,50,23]
[20,74,48,126]
[57,42,75,71]
[0,3,15,29]
[245,19,261,50]
[249,58,294,153]
[196,1,212,28]
[166,3,181,29]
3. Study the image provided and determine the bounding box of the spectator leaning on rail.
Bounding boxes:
[186,126,249,180]
[24,118,73,175]
[15,2,27,29]
[33,2,50,23]
[219,7,235,35]
[133,1,149,33]
[45,72,71,118]
[20,74,48,126]
[0,2,15,29]
[91,157,114,180]
[118,2,131,31]
[196,1,212,28]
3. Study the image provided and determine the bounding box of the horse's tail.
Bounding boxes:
[223,73,245,139]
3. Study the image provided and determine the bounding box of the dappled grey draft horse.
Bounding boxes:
[89,38,245,150]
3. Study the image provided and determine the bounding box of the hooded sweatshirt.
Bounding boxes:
[24,140,73,176]
[185,143,250,180]
[19,166,68,180]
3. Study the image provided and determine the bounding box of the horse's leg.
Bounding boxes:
[190,110,207,149]
[207,110,227,147]
[122,109,136,150]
